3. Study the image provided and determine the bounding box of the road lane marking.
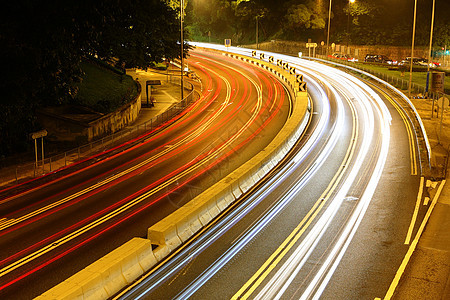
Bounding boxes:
[232,81,359,300]
[383,180,446,300]
[0,65,234,233]
[0,57,275,281]
[404,176,424,245]
[369,84,417,175]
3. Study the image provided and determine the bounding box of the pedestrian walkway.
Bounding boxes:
[392,97,450,299]
[0,68,195,189]
[127,68,186,126]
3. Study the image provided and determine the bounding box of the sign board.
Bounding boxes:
[296,74,304,83]
[289,67,295,75]
[277,59,282,67]
[298,82,307,92]
[306,43,318,48]
[438,96,449,108]
[224,39,231,47]
[260,53,265,60]
[252,50,257,57]
[146,80,161,86]
[269,56,274,63]
[30,130,47,140]
[430,72,445,93]
[283,62,289,70]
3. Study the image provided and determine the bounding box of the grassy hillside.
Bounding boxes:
[75,61,139,114]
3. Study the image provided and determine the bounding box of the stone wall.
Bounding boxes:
[38,82,141,144]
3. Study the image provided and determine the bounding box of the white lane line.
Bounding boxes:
[404,176,424,245]
[384,180,446,300]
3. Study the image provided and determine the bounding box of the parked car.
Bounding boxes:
[398,57,440,68]
[364,54,396,64]
[328,53,358,62]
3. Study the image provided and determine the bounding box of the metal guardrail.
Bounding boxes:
[310,56,434,175]
[0,79,197,187]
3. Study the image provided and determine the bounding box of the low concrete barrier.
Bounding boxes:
[36,238,156,300]
[146,49,310,256]
[37,48,310,300]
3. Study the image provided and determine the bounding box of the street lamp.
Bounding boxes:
[408,0,418,98]
[180,0,185,100]
[326,0,332,57]
[426,0,436,94]
[346,0,355,50]
[256,15,259,50]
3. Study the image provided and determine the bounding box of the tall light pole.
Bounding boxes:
[426,0,436,94]
[408,0,418,98]
[346,0,355,50]
[180,0,184,100]
[256,15,259,50]
[326,0,332,56]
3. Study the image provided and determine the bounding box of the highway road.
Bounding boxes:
[0,50,292,299]
[117,46,429,300]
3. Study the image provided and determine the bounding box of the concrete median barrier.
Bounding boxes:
[38,48,310,300]
[36,238,156,300]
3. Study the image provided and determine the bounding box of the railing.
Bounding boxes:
[320,56,449,99]
[310,56,436,176]
[0,79,197,187]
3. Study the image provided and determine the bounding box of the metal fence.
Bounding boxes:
[321,56,449,100]
[1,79,198,187]
[311,56,442,177]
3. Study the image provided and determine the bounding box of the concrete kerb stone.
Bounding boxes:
[38,48,310,300]
[37,238,154,300]
[175,205,197,243]
[71,270,107,300]
[35,279,85,300]
[147,218,182,251]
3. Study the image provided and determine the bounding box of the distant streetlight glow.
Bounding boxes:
[346,0,355,49]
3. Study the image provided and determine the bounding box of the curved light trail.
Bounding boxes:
[147,43,394,300]
[0,51,291,297]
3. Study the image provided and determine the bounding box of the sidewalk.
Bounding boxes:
[127,68,186,126]
[0,68,192,190]
[393,98,450,299]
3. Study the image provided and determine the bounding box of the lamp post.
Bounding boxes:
[426,0,436,94]
[256,15,259,50]
[326,0,332,57]
[180,0,184,100]
[408,0,418,98]
[346,0,355,50]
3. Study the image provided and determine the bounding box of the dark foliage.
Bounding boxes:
[0,0,185,157]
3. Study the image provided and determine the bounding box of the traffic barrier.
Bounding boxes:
[37,238,155,300]
[147,218,182,251]
[38,48,310,300]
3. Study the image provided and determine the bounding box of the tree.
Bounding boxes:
[0,0,184,157]
[284,0,325,31]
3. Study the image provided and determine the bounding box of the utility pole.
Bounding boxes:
[180,0,184,100]
[426,0,436,94]
[256,15,259,50]
[409,0,418,98]
[326,0,332,57]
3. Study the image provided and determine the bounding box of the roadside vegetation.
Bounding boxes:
[0,0,186,158]
[75,61,139,114]
[352,63,450,94]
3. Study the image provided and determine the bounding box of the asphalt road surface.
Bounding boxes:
[118,47,427,300]
[0,50,291,299]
